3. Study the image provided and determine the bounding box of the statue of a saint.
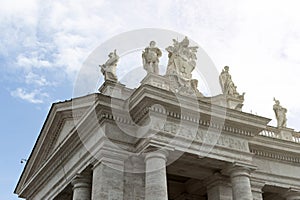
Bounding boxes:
[165,36,198,80]
[273,98,287,128]
[142,41,162,74]
[219,66,244,99]
[100,49,119,82]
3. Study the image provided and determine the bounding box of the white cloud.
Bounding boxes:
[2,0,300,129]
[25,72,53,86]
[16,54,52,69]
[10,88,49,104]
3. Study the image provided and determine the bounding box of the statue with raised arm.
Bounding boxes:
[219,66,244,100]
[165,36,198,80]
[273,98,287,128]
[100,49,119,82]
[142,41,162,74]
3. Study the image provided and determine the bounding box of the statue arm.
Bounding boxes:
[156,48,162,57]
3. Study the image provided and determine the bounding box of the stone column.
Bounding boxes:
[251,180,265,200]
[144,150,168,200]
[283,189,300,200]
[228,165,253,200]
[91,160,124,200]
[207,173,232,200]
[71,172,92,200]
[123,156,145,200]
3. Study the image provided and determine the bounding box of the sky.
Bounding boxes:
[1,0,300,199]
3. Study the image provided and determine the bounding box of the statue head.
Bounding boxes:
[224,66,229,71]
[108,52,114,58]
[273,97,280,105]
[149,41,156,47]
[181,36,189,47]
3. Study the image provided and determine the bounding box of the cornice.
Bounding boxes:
[250,144,300,164]
[128,85,270,136]
[15,94,99,195]
[18,129,82,198]
[251,149,300,164]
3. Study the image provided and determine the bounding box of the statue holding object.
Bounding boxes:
[142,41,162,74]
[219,66,244,100]
[273,98,287,128]
[100,49,119,82]
[165,36,198,80]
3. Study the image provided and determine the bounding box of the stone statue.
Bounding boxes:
[219,66,244,100]
[100,49,119,82]
[142,41,162,74]
[165,36,198,80]
[273,98,287,128]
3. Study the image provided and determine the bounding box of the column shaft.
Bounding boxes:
[91,162,124,200]
[207,181,232,200]
[230,167,253,200]
[145,150,168,200]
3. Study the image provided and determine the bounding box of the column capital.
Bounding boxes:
[71,173,91,190]
[92,157,125,170]
[226,162,255,200]
[206,172,231,190]
[283,188,300,200]
[144,148,169,163]
[251,179,265,200]
[251,179,265,191]
[222,162,256,178]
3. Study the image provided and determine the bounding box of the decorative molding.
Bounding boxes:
[250,148,300,164]
[100,107,253,138]
[132,104,253,137]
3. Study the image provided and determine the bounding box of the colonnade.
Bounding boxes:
[69,150,300,200]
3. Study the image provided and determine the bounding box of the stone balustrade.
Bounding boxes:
[259,126,300,143]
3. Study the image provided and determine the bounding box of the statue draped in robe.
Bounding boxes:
[100,49,119,82]
[142,41,162,74]
[219,66,244,100]
[273,98,287,128]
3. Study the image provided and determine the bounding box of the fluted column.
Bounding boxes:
[228,165,253,200]
[71,172,92,200]
[283,189,300,200]
[144,149,168,200]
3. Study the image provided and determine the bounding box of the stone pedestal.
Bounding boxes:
[251,180,265,200]
[98,80,132,99]
[71,173,92,200]
[91,161,124,200]
[140,73,169,91]
[144,150,168,200]
[209,94,244,111]
[207,173,232,200]
[227,164,254,200]
[278,127,294,141]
